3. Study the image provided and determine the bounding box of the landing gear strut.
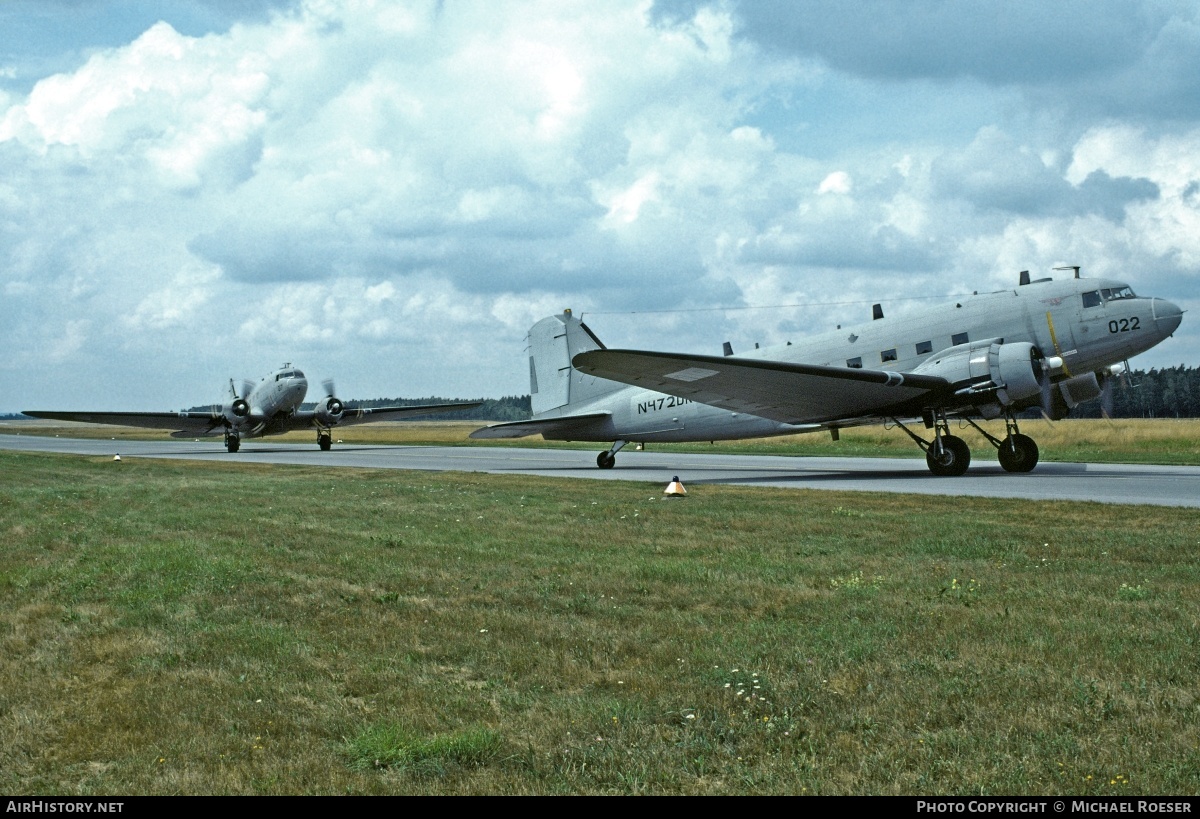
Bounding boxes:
[596,439,627,469]
[963,414,1039,473]
[893,411,971,476]
[318,430,332,451]
[225,432,241,453]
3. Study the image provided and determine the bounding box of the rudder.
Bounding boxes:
[527,310,622,416]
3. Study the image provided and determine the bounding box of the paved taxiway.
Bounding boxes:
[2,433,1199,508]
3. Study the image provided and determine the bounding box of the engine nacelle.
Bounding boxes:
[315,395,345,426]
[225,397,250,423]
[913,340,1044,416]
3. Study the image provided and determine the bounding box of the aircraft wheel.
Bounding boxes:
[926,434,970,476]
[998,433,1038,473]
[226,437,240,453]
[319,434,332,451]
[597,451,616,469]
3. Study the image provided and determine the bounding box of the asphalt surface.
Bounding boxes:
[3,432,1199,508]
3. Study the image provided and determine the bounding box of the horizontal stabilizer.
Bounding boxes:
[469,412,611,440]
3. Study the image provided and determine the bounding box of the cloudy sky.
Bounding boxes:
[2,0,1196,412]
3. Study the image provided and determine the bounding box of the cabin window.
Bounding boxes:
[1082,291,1102,308]
[951,332,969,346]
[880,349,897,363]
[1101,286,1136,301]
[846,357,862,369]
[916,340,932,355]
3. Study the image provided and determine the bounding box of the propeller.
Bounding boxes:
[320,378,344,417]
[1098,362,1127,420]
[1034,349,1066,422]
[227,378,251,418]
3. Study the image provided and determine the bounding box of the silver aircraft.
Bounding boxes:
[471,269,1183,476]
[26,364,480,452]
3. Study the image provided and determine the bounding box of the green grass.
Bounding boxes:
[1,450,1198,795]
[343,724,503,773]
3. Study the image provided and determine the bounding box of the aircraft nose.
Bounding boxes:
[1152,298,1184,336]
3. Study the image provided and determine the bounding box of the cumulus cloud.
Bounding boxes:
[0,0,1196,410]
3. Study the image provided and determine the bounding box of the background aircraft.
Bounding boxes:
[25,364,480,452]
[472,269,1183,476]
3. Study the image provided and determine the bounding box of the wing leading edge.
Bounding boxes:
[25,402,482,436]
[291,401,483,429]
[22,410,226,433]
[571,350,952,425]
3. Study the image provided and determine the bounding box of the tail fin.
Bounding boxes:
[528,310,624,416]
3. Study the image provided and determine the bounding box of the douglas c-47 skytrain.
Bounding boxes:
[471,268,1183,476]
[26,366,480,453]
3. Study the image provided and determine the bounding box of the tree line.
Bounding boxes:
[369,365,1200,422]
[8,367,1199,421]
[1070,365,1200,419]
[346,395,531,421]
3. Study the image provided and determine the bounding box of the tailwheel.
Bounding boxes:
[318,431,332,451]
[926,434,970,477]
[998,433,1038,473]
[596,439,626,469]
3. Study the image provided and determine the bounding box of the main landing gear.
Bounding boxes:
[596,439,627,469]
[893,410,1041,476]
[224,432,241,453]
[318,430,333,451]
[962,414,1039,473]
[893,411,971,476]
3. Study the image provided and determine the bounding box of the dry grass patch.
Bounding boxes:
[7,417,1200,465]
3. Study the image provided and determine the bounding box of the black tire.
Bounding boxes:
[998,433,1038,473]
[226,437,240,453]
[596,451,616,469]
[926,434,971,476]
[319,434,332,451]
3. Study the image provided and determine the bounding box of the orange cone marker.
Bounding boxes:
[664,476,687,497]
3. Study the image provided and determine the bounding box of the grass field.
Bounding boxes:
[6,416,1200,465]
[2,448,1198,795]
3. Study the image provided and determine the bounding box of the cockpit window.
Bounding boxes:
[1082,291,1102,308]
[1101,286,1136,301]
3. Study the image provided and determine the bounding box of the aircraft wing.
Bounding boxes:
[571,350,952,425]
[469,412,611,439]
[292,401,483,428]
[22,410,227,433]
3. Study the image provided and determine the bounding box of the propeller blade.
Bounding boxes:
[1036,355,1056,423]
[322,378,336,398]
[242,380,254,400]
[1101,376,1114,419]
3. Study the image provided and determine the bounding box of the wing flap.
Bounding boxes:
[571,350,950,425]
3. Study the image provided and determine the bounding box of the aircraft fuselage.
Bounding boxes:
[546,275,1183,444]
